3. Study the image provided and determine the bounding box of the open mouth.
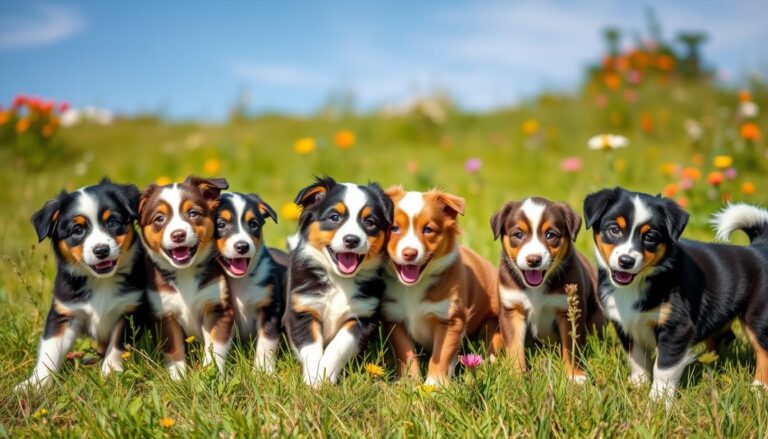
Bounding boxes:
[395,263,427,285]
[219,257,251,276]
[164,245,198,265]
[611,270,635,285]
[327,247,365,275]
[90,260,117,274]
[521,270,545,287]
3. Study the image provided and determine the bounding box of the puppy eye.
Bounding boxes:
[106,218,119,228]
[545,231,558,240]
[391,225,401,234]
[188,209,201,219]
[363,216,376,228]
[216,219,227,230]
[608,226,622,237]
[72,225,85,238]
[153,214,166,225]
[643,232,658,244]
[329,213,341,223]
[423,226,434,234]
[512,231,525,239]
[248,220,260,230]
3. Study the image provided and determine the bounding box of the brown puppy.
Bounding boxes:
[139,176,233,380]
[491,197,604,382]
[382,187,500,385]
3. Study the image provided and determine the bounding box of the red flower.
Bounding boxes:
[59,101,71,113]
[13,94,27,108]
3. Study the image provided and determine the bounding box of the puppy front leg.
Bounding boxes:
[15,309,78,392]
[288,311,324,388]
[318,317,376,385]
[161,316,186,381]
[385,321,420,380]
[426,316,465,386]
[628,343,652,386]
[254,308,280,373]
[650,324,693,407]
[556,312,586,383]
[500,305,527,372]
[102,317,128,377]
[202,303,234,375]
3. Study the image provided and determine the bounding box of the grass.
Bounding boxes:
[1,79,767,436]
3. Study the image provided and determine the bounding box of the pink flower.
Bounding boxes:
[406,160,418,174]
[59,101,71,113]
[559,157,583,172]
[680,178,694,191]
[623,89,637,103]
[724,167,738,180]
[595,94,608,108]
[464,158,482,173]
[628,70,642,85]
[459,353,484,369]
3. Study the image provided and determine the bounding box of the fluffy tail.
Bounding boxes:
[712,203,768,245]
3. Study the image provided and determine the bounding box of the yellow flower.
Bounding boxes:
[365,363,385,378]
[660,162,679,177]
[160,417,175,428]
[742,182,756,195]
[521,119,539,136]
[121,351,131,360]
[713,155,733,169]
[281,203,301,221]
[185,336,196,343]
[334,130,355,149]
[33,408,48,418]
[697,352,719,365]
[417,384,436,394]
[587,134,628,150]
[156,176,172,186]
[294,137,316,155]
[203,158,221,175]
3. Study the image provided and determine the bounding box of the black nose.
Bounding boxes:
[618,255,636,269]
[171,230,187,244]
[343,235,361,249]
[526,254,542,268]
[234,241,250,255]
[93,244,110,260]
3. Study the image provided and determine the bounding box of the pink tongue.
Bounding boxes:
[171,247,191,261]
[399,265,421,284]
[615,271,633,283]
[229,258,248,275]
[523,270,544,286]
[95,261,114,270]
[336,253,360,274]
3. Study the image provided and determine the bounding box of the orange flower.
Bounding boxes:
[707,171,724,186]
[691,153,705,166]
[640,113,653,133]
[42,123,56,138]
[156,176,171,185]
[656,55,675,71]
[160,418,175,428]
[662,183,678,197]
[738,90,752,102]
[604,73,621,91]
[741,182,756,195]
[740,123,761,141]
[681,167,702,181]
[203,158,221,174]
[521,119,539,136]
[15,118,30,133]
[294,137,316,155]
[0,110,10,125]
[281,203,301,221]
[676,197,689,209]
[334,130,355,149]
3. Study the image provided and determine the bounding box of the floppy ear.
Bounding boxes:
[185,176,229,210]
[138,184,159,221]
[583,187,622,230]
[115,184,141,220]
[556,202,583,241]
[384,185,405,201]
[433,191,465,220]
[294,176,336,209]
[660,198,689,241]
[490,202,517,240]
[249,194,278,224]
[32,192,65,242]
[370,182,394,225]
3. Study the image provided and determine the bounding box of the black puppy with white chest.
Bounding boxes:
[584,187,768,404]
[16,178,145,391]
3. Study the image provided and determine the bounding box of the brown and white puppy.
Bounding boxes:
[382,187,500,385]
[491,197,604,382]
[139,176,233,380]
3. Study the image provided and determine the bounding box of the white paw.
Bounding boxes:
[168,363,186,381]
[752,380,768,391]
[424,376,447,387]
[101,359,124,377]
[649,385,675,409]
[304,374,324,389]
[488,354,497,364]
[254,360,276,374]
[629,372,650,387]
[568,374,588,385]
[14,376,48,393]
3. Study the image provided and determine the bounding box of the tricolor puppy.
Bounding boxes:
[139,176,233,380]
[214,192,287,373]
[382,187,500,385]
[285,177,392,388]
[490,197,604,382]
[584,188,768,404]
[16,178,144,391]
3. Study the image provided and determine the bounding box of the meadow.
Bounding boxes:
[1,73,767,436]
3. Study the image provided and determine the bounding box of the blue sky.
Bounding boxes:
[1,1,766,120]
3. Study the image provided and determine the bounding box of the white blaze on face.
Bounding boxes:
[159,185,197,249]
[329,184,369,254]
[393,191,426,265]
[221,194,256,259]
[516,199,551,270]
[610,196,651,274]
[78,190,119,267]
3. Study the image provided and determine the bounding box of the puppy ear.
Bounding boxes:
[370,182,394,225]
[138,184,159,221]
[116,183,141,220]
[556,202,582,241]
[660,199,689,241]
[294,176,335,209]
[384,185,405,201]
[432,191,465,220]
[249,194,278,224]
[490,202,516,240]
[184,176,229,209]
[583,187,622,230]
[32,192,65,242]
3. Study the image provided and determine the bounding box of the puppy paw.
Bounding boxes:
[629,372,650,387]
[568,374,588,385]
[168,363,186,381]
[751,380,768,391]
[424,375,448,387]
[101,359,124,377]
[14,376,46,393]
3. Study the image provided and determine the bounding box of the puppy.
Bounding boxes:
[490,197,604,382]
[285,177,393,387]
[214,192,287,373]
[16,178,144,391]
[584,188,768,403]
[139,176,233,380]
[382,187,500,385]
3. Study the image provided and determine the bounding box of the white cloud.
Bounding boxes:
[231,61,333,88]
[0,2,85,50]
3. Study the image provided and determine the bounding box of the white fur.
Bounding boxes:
[168,360,186,381]
[606,196,652,274]
[628,343,652,386]
[650,351,693,407]
[15,324,78,391]
[499,284,567,342]
[330,184,369,254]
[712,203,768,241]
[516,199,552,270]
[254,332,279,373]
[229,248,273,337]
[393,191,427,264]
[316,328,360,384]
[299,341,324,388]
[77,190,121,273]
[219,194,257,264]
[601,283,663,349]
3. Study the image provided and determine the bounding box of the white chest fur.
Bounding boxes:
[602,284,660,349]
[229,263,273,337]
[499,284,567,342]
[382,275,452,349]
[55,277,142,343]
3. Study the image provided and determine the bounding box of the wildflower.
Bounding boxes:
[595,94,608,108]
[160,417,175,428]
[458,353,484,369]
[203,158,221,175]
[156,176,171,185]
[185,336,196,343]
[681,167,702,181]
[684,119,703,143]
[364,363,385,378]
[724,167,737,180]
[16,118,30,133]
[13,94,27,108]
[66,351,85,360]
[713,155,733,169]
[42,124,56,138]
[662,183,678,197]
[121,351,131,360]
[627,70,642,85]
[740,123,761,141]
[59,102,71,113]
[334,130,355,149]
[294,137,316,155]
[640,113,653,133]
[623,89,637,103]
[707,171,724,186]
[604,73,621,90]
[679,178,694,191]
[587,134,628,150]
[741,182,756,195]
[464,158,482,173]
[0,110,10,125]
[738,90,752,102]
[676,197,689,208]
[417,384,436,394]
[33,408,48,418]
[406,160,418,174]
[660,162,680,177]
[656,55,675,71]
[281,203,301,221]
[698,351,719,365]
[521,119,539,136]
[691,153,705,166]
[559,157,583,172]
[739,101,759,119]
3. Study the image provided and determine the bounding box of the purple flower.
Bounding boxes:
[464,158,482,173]
[724,167,738,180]
[459,353,484,369]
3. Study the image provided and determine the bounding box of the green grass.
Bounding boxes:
[1,80,767,436]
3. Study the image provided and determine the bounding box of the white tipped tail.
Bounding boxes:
[286,233,301,252]
[712,203,768,243]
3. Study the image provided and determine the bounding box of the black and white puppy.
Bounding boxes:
[285,177,393,387]
[214,192,287,373]
[584,187,768,404]
[16,178,144,391]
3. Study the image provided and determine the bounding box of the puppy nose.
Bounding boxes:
[402,247,418,262]
[618,255,636,269]
[343,235,361,249]
[234,241,250,255]
[93,244,110,260]
[526,254,542,268]
[171,230,187,244]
